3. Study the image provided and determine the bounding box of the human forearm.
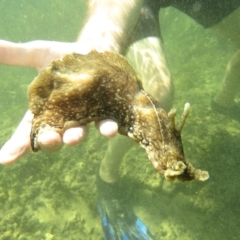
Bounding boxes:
[77,0,145,54]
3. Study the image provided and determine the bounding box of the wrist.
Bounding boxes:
[77,18,123,53]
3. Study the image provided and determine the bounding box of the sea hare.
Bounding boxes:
[28,50,209,182]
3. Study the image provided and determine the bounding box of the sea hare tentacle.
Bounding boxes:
[28,50,209,182]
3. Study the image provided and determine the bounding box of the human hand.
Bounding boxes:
[0,40,118,165]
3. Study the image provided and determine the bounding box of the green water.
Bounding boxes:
[0,1,240,239]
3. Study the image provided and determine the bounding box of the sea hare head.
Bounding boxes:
[130,100,209,182]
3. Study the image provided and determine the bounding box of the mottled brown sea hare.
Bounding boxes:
[28,50,209,182]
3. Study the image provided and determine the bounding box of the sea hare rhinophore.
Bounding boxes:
[28,50,209,182]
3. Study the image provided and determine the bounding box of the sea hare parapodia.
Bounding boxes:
[28,50,209,182]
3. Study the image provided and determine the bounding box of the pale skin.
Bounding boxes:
[0,0,146,165]
[0,40,120,165]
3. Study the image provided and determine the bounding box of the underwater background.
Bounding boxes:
[0,1,240,239]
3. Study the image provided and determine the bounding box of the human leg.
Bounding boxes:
[99,36,173,183]
[214,50,240,107]
[211,50,240,121]
[211,7,240,119]
[126,36,173,110]
[97,35,171,240]
[97,3,172,238]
